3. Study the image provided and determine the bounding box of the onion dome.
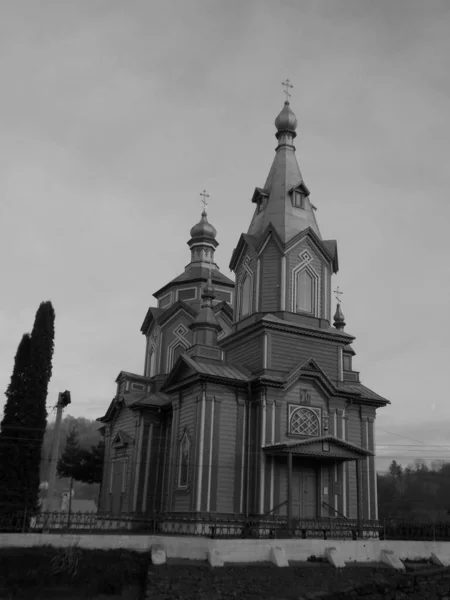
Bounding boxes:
[333,303,346,331]
[275,101,298,134]
[190,210,217,239]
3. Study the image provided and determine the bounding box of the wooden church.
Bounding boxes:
[97,96,389,527]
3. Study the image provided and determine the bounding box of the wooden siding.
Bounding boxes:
[225,332,262,373]
[208,383,238,514]
[234,249,258,322]
[259,238,281,312]
[286,239,323,315]
[172,390,197,512]
[270,331,339,380]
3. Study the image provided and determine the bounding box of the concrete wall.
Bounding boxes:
[3,534,450,564]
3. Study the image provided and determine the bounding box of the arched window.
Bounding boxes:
[296,270,313,313]
[290,407,320,437]
[240,273,252,318]
[178,432,190,489]
[149,349,157,377]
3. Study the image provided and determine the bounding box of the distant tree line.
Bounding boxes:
[378,459,450,523]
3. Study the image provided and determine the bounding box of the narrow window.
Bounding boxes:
[178,433,190,489]
[172,344,185,367]
[293,191,304,208]
[296,270,313,313]
[149,349,157,377]
[240,273,252,318]
[343,354,352,371]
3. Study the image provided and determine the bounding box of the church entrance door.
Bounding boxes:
[291,462,317,518]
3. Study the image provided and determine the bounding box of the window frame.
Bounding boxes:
[177,432,190,490]
[288,405,321,438]
[177,287,197,302]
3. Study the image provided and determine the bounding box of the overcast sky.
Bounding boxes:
[1,0,449,472]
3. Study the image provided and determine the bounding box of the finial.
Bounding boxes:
[200,189,210,215]
[281,78,293,102]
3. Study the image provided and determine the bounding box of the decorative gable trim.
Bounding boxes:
[166,323,191,372]
[157,300,197,327]
[112,430,134,448]
[286,227,333,265]
[229,233,257,272]
[284,357,335,394]
[256,223,285,256]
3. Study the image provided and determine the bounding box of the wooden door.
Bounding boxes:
[292,466,317,518]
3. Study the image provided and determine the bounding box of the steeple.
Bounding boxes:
[247,88,321,244]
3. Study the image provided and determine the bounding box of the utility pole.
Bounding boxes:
[43,391,71,512]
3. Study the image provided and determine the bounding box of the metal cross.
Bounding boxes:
[200,189,210,212]
[334,286,343,303]
[281,78,293,101]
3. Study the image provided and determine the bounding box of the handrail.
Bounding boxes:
[264,500,287,517]
[321,500,348,520]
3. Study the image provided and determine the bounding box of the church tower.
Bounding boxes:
[221,89,388,522]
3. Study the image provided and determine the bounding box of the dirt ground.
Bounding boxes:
[144,561,398,599]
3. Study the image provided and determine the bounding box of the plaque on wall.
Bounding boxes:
[299,389,312,405]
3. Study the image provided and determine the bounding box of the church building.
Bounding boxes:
[97,96,389,527]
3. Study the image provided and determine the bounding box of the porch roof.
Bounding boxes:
[263,435,373,461]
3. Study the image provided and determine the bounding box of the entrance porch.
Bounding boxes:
[263,435,374,532]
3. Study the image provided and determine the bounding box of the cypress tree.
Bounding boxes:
[0,301,55,514]
[0,334,32,512]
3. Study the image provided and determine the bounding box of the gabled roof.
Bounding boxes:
[156,299,197,327]
[161,353,251,392]
[212,300,233,320]
[140,307,164,335]
[288,181,310,197]
[260,313,355,342]
[263,435,373,460]
[229,233,258,271]
[251,187,269,203]
[153,266,234,298]
[256,223,285,255]
[284,357,336,394]
[115,371,151,384]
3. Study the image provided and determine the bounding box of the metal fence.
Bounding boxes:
[0,510,383,539]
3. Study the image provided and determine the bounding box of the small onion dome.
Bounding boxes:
[333,303,346,331]
[275,101,298,133]
[190,210,217,239]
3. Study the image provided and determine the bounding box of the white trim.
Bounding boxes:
[160,423,168,510]
[343,462,347,518]
[280,256,286,310]
[366,419,371,520]
[159,292,172,309]
[291,261,320,316]
[195,390,206,512]
[255,258,261,312]
[334,463,338,514]
[257,233,272,256]
[263,333,268,369]
[237,257,254,320]
[323,265,329,320]
[259,391,266,514]
[338,347,343,382]
[270,456,275,512]
[246,402,251,515]
[271,401,275,444]
[240,400,246,514]
[166,324,190,372]
[142,424,153,512]
[109,459,115,494]
[176,287,197,301]
[342,410,347,518]
[206,398,215,512]
[334,409,338,437]
[132,416,144,512]
[122,456,129,494]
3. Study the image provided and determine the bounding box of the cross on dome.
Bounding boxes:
[281,78,293,101]
[200,189,210,213]
[334,286,343,304]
